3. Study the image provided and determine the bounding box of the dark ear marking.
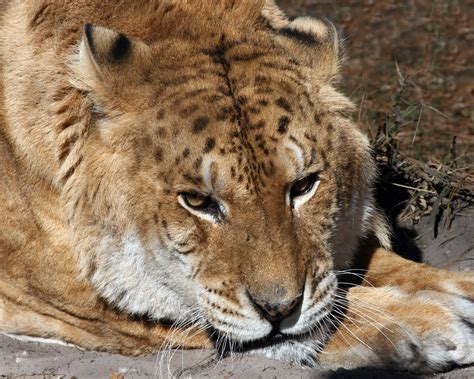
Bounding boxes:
[276,17,341,80]
[84,23,95,53]
[82,24,132,67]
[279,27,318,45]
[111,33,131,61]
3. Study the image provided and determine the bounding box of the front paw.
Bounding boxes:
[320,285,474,373]
[404,287,474,371]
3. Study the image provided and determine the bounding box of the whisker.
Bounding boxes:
[332,303,398,353]
[318,316,340,356]
[333,290,401,320]
[333,297,406,356]
[325,313,372,355]
[334,271,376,287]
[333,298,399,337]
[154,307,208,378]
[334,298,395,333]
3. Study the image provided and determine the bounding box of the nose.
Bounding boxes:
[250,293,302,322]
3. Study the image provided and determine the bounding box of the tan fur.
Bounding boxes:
[0,0,473,372]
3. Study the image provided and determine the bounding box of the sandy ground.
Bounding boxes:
[1,209,473,378]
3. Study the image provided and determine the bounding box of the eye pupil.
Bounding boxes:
[295,178,309,192]
[290,173,319,199]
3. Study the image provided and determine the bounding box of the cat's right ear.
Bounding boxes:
[79,24,134,80]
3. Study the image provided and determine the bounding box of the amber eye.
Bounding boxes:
[182,192,208,208]
[180,192,221,214]
[290,173,319,199]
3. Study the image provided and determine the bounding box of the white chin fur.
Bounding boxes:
[250,337,324,367]
[91,232,194,322]
[212,319,272,342]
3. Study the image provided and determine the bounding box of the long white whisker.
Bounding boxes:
[334,271,376,287]
[333,290,400,320]
[333,297,406,356]
[325,314,372,355]
[333,298,395,333]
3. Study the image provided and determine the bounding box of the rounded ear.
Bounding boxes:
[70,24,152,111]
[71,23,151,106]
[280,17,341,81]
[260,2,342,83]
[79,24,133,79]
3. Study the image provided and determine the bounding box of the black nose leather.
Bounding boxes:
[250,293,302,322]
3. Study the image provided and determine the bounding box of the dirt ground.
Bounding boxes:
[1,1,473,378]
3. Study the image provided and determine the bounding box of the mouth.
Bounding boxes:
[207,318,329,355]
[238,330,290,350]
[208,328,288,355]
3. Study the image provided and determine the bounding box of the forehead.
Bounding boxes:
[145,39,324,187]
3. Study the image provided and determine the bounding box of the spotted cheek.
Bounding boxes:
[192,261,245,311]
[196,274,272,341]
[192,252,238,285]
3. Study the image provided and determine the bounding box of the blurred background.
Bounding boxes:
[279,0,473,167]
